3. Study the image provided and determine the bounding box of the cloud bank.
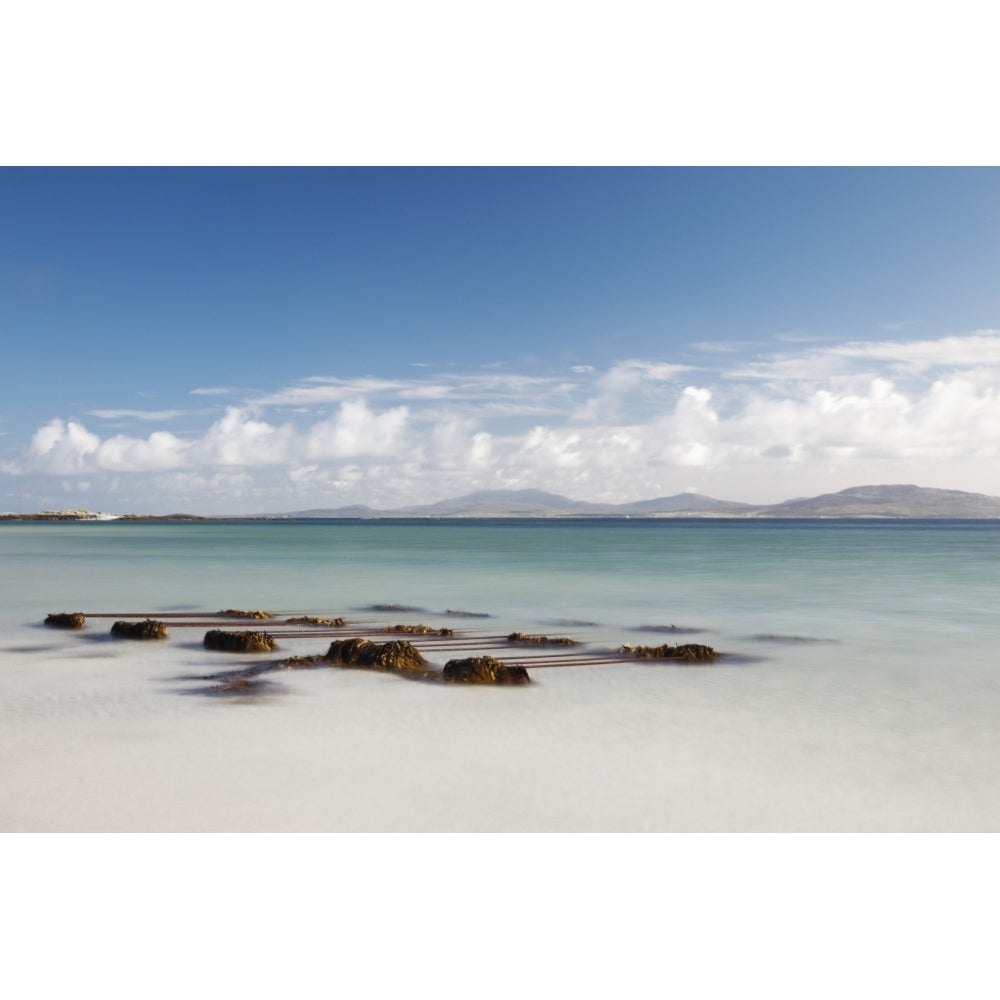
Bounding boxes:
[6,331,1000,513]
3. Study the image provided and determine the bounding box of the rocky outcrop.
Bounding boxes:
[204,629,277,652]
[285,616,347,626]
[324,637,432,677]
[44,612,86,629]
[111,619,168,639]
[385,623,454,636]
[507,632,580,646]
[619,642,718,662]
[218,609,273,619]
[443,656,531,685]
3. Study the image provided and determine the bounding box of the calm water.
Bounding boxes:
[2,518,999,830]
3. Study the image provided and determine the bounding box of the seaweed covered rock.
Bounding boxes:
[111,618,168,640]
[204,629,277,652]
[275,655,325,670]
[443,656,531,685]
[218,609,273,619]
[507,632,580,646]
[385,623,454,636]
[44,612,86,629]
[285,616,347,626]
[324,637,430,675]
[619,642,718,662]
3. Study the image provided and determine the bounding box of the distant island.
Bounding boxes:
[5,484,1000,521]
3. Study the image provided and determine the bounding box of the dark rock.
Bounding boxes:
[619,642,718,662]
[445,609,491,618]
[204,629,277,652]
[275,655,325,670]
[218,609,273,619]
[443,656,531,685]
[324,637,430,675]
[285,616,347,626]
[385,623,454,636]
[111,619,168,640]
[44,612,86,629]
[507,632,580,646]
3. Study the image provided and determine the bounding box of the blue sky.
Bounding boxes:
[3,167,1000,513]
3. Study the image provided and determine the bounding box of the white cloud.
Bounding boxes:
[29,419,100,473]
[11,330,1000,511]
[254,377,407,406]
[88,409,186,421]
[192,408,297,466]
[831,331,1000,373]
[304,400,410,459]
[96,430,188,471]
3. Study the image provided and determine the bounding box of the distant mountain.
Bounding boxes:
[281,504,380,518]
[616,494,753,515]
[396,489,600,517]
[276,484,1000,519]
[281,489,754,518]
[749,484,1000,518]
[8,484,1000,521]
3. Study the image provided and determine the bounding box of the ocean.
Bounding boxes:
[2,517,999,831]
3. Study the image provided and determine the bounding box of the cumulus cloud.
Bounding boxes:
[10,330,1000,511]
[29,419,100,474]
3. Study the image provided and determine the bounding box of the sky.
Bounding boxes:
[3,166,1000,514]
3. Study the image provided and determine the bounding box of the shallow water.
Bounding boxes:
[2,518,999,830]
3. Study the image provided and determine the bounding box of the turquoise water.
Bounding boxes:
[2,519,999,830]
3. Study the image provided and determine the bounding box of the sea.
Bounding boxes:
[2,517,999,831]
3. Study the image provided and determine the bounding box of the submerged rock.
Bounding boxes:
[445,609,491,618]
[619,642,718,662]
[324,637,431,676]
[285,616,347,626]
[639,624,706,634]
[275,655,325,670]
[218,609,273,619]
[385,623,454,636]
[204,629,278,652]
[443,656,531,685]
[44,612,86,629]
[111,619,168,640]
[507,632,580,646]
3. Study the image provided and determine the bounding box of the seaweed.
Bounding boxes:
[385,623,454,636]
[443,656,531,685]
[45,612,86,629]
[204,629,278,652]
[507,632,580,646]
[619,642,718,662]
[324,637,433,677]
[111,619,169,640]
